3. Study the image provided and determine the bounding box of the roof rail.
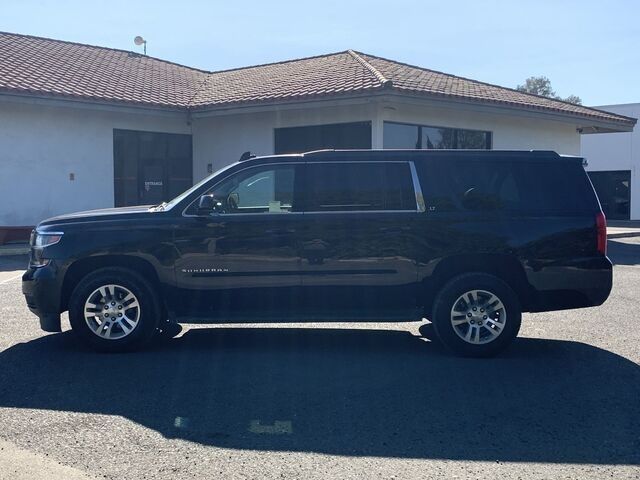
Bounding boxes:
[302,149,336,156]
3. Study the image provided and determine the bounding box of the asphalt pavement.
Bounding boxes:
[0,236,638,479]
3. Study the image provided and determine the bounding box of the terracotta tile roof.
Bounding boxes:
[356,52,634,126]
[189,51,384,108]
[0,31,208,108]
[0,31,635,128]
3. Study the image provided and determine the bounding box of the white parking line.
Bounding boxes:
[0,273,23,285]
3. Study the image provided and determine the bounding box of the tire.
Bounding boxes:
[68,267,161,352]
[431,273,521,357]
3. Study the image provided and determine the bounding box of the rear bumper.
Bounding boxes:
[526,256,613,312]
[22,262,62,332]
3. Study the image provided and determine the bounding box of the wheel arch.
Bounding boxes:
[61,255,162,312]
[421,253,533,317]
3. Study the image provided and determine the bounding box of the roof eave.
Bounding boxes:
[1,85,634,133]
[0,89,189,115]
[189,89,636,133]
[380,90,636,133]
[188,89,388,117]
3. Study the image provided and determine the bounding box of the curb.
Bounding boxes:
[0,245,30,257]
[608,232,640,240]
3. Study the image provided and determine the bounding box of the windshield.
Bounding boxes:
[159,162,239,211]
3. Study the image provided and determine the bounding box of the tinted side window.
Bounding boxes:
[305,163,416,212]
[186,165,297,215]
[419,159,596,215]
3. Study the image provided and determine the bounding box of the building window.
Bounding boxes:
[383,121,492,150]
[383,122,420,149]
[274,121,372,154]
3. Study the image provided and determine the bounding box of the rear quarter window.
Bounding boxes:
[418,158,598,216]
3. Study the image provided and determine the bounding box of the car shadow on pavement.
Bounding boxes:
[0,327,638,465]
[608,239,640,266]
[0,255,28,272]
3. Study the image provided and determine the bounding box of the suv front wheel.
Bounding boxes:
[69,267,161,352]
[432,273,521,357]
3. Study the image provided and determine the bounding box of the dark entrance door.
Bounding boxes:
[113,129,192,207]
[588,170,631,220]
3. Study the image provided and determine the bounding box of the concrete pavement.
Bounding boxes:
[0,439,94,480]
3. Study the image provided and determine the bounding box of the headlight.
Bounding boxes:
[30,231,63,267]
[32,231,63,247]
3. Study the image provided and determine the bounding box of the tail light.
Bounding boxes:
[596,211,607,256]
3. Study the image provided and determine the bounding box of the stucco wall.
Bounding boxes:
[0,99,190,225]
[581,103,639,220]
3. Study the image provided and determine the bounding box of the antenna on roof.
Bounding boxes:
[134,36,147,55]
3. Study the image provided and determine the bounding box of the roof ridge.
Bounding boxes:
[0,30,211,74]
[187,73,214,108]
[355,50,615,115]
[206,50,354,76]
[347,49,392,88]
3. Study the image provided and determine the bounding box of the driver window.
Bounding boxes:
[205,165,296,214]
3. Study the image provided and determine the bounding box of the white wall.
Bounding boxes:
[0,99,190,225]
[581,103,639,220]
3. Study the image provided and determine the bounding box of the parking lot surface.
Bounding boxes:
[0,236,638,479]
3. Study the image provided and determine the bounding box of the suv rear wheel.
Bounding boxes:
[68,267,160,352]
[432,273,521,357]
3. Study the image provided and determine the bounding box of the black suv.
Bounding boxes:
[22,150,611,356]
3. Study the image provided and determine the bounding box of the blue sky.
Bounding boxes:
[2,0,638,106]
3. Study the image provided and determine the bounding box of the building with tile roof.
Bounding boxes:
[0,31,635,230]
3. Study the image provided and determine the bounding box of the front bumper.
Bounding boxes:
[22,261,62,332]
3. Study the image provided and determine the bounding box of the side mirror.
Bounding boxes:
[197,194,222,215]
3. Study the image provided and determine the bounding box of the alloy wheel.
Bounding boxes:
[84,284,141,340]
[450,289,507,345]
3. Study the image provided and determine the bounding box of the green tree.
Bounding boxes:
[563,94,583,105]
[516,76,582,105]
